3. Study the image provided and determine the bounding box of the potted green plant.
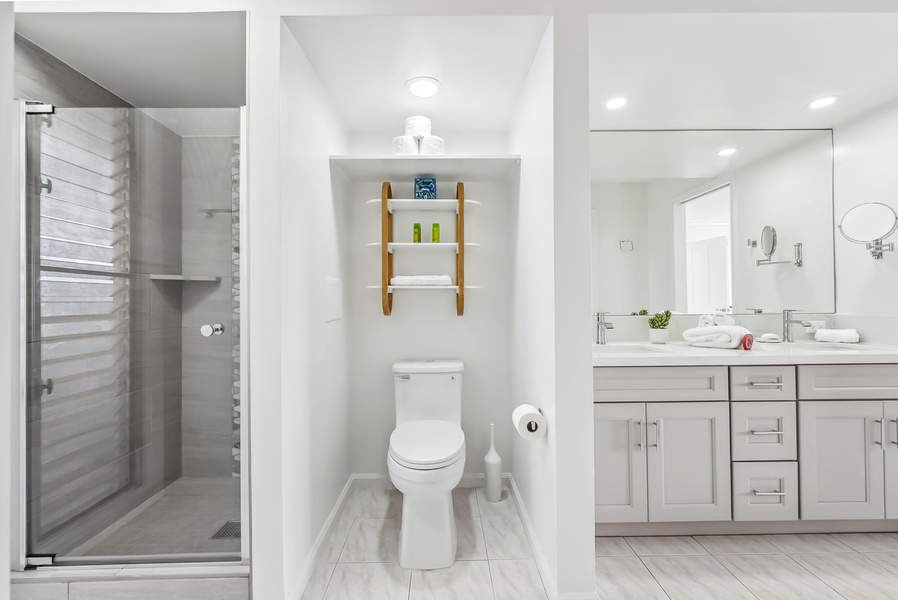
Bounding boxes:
[648,310,672,344]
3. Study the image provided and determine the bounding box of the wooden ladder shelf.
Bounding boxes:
[380,181,466,316]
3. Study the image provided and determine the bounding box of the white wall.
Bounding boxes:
[279,21,352,600]
[731,132,834,313]
[590,183,648,315]
[2,2,17,592]
[345,181,514,477]
[508,21,559,597]
[834,100,898,316]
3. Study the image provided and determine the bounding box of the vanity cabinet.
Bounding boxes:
[594,401,731,523]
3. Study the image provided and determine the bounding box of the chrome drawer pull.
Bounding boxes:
[748,381,784,388]
[752,490,786,496]
[891,419,898,447]
[636,420,645,452]
[750,430,785,436]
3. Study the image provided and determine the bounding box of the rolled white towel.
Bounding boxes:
[815,329,860,343]
[392,135,419,155]
[683,325,752,349]
[391,275,452,287]
[404,116,432,139]
[714,311,735,326]
[420,135,446,155]
[698,314,715,327]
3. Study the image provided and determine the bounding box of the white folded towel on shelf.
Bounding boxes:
[404,116,432,139]
[714,311,735,326]
[419,135,446,155]
[392,135,419,155]
[698,314,715,327]
[815,329,860,343]
[683,325,752,349]
[391,275,453,287]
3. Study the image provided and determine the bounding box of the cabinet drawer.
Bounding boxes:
[731,402,797,461]
[730,366,796,401]
[594,366,728,402]
[733,462,799,521]
[798,364,898,400]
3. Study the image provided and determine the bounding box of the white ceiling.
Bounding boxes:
[590,130,828,181]
[283,16,549,134]
[15,12,246,108]
[589,13,898,130]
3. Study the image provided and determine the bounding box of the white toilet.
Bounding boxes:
[387,360,466,570]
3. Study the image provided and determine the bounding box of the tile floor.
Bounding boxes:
[71,477,241,557]
[596,532,898,600]
[300,487,547,600]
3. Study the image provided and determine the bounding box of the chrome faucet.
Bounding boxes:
[782,309,811,343]
[596,312,614,345]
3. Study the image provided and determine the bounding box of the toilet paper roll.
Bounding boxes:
[419,135,446,156]
[392,135,419,156]
[404,115,432,139]
[512,404,547,440]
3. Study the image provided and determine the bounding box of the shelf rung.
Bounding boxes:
[365,198,481,214]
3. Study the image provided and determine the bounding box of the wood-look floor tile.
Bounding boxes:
[323,563,410,600]
[624,536,708,556]
[693,535,780,555]
[338,519,399,563]
[831,532,898,553]
[455,516,487,560]
[762,534,853,554]
[409,560,492,600]
[716,553,844,600]
[482,516,532,559]
[490,559,547,600]
[594,557,669,600]
[596,536,636,557]
[791,552,898,600]
[641,556,755,600]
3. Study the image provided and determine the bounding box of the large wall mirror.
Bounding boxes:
[590,129,834,315]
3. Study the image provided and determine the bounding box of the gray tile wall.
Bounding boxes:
[180,137,237,477]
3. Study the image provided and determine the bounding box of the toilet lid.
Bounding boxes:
[389,420,465,470]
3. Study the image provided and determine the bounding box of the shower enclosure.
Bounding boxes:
[23,105,245,564]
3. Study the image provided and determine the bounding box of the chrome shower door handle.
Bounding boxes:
[40,378,53,395]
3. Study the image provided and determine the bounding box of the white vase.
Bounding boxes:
[649,328,669,344]
[484,423,502,503]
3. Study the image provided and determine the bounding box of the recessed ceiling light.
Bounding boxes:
[718,148,738,157]
[606,97,628,110]
[809,96,837,109]
[405,77,442,98]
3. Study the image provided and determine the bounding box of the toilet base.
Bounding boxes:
[399,491,457,570]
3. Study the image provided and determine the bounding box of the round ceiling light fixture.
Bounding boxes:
[717,148,738,157]
[606,97,628,110]
[405,77,442,98]
[809,96,838,109]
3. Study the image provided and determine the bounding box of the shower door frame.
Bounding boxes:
[9,102,252,570]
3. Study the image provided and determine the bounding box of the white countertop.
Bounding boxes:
[593,341,898,367]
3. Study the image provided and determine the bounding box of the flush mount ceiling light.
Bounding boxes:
[809,96,838,109]
[405,77,442,98]
[718,148,738,157]
[606,97,628,110]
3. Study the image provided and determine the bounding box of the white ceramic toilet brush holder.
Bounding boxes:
[484,423,502,502]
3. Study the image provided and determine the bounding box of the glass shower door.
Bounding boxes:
[24,106,242,564]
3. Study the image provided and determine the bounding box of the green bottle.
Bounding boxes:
[413,223,421,243]
[432,223,440,243]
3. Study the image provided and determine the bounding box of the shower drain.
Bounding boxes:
[211,520,241,539]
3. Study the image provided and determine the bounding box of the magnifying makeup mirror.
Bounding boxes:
[838,202,898,259]
[760,225,777,259]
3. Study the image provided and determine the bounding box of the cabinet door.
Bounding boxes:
[594,403,647,523]
[646,402,731,522]
[799,401,884,520]
[886,401,898,519]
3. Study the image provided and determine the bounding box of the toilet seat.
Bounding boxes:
[389,420,465,470]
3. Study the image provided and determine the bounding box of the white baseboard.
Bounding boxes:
[286,476,354,600]
[507,475,558,600]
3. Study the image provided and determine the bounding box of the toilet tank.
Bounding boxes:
[393,360,463,426]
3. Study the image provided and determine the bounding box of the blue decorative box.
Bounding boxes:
[414,177,436,199]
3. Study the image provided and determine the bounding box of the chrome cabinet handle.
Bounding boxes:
[891,419,898,447]
[748,381,784,388]
[648,420,661,449]
[875,419,886,447]
[750,430,785,436]
[752,490,786,496]
[40,378,53,395]
[636,420,645,452]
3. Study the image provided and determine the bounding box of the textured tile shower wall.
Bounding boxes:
[181,137,239,477]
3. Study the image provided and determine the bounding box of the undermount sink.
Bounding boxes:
[754,341,874,353]
[593,343,672,355]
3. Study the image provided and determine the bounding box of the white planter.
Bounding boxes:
[649,328,669,344]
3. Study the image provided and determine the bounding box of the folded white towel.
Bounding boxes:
[714,311,735,326]
[391,275,452,287]
[683,325,752,349]
[698,314,715,327]
[815,329,860,343]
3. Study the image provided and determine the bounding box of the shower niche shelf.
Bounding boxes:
[149,274,221,282]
